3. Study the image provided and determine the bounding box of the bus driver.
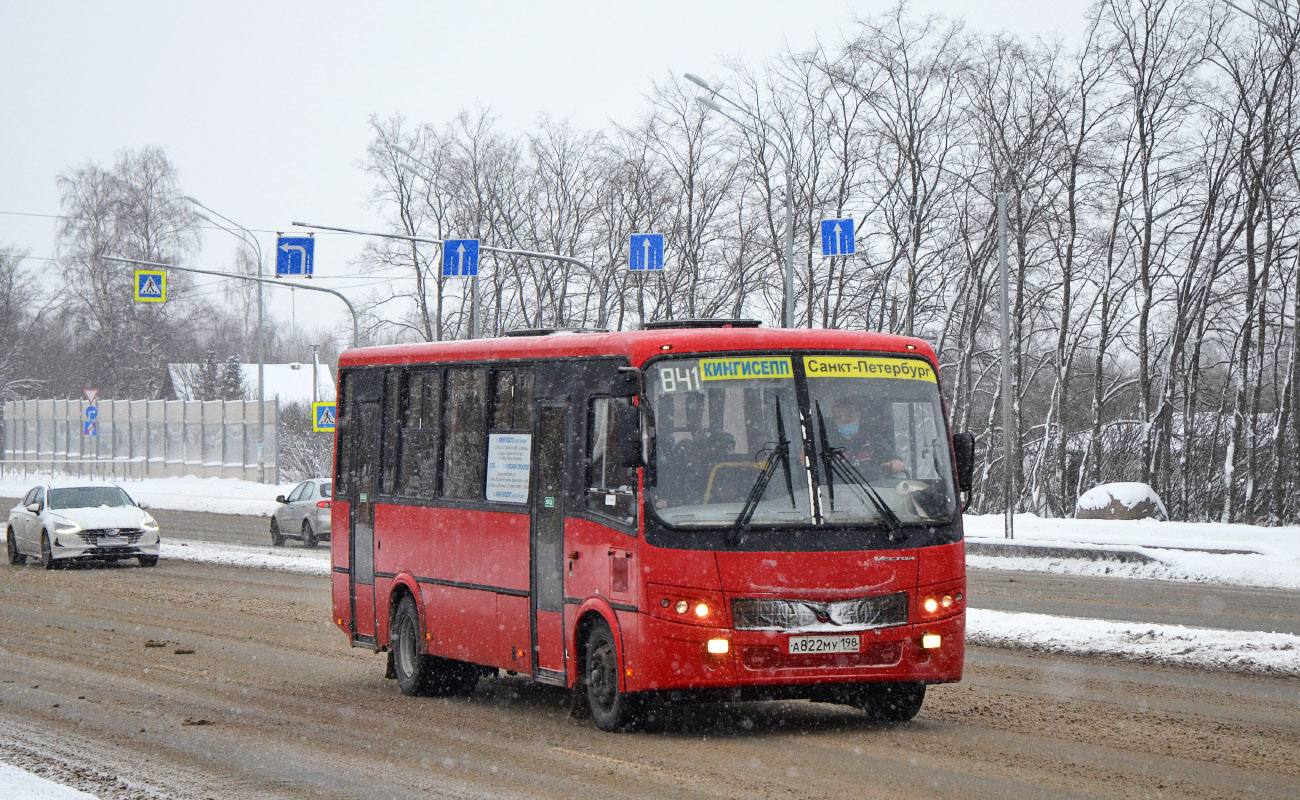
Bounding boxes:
[830,396,906,478]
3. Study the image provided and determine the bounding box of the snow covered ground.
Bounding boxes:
[0,762,97,800]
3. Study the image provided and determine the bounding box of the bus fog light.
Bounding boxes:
[706,639,729,655]
[921,634,941,649]
[923,597,939,613]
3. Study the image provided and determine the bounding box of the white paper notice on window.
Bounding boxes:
[486,433,532,504]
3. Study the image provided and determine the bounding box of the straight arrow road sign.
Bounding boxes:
[820,218,856,257]
[629,233,664,271]
[443,239,480,276]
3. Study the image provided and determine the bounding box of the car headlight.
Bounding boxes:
[141,515,159,531]
[54,519,82,534]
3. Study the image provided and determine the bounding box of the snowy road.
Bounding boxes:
[1,558,1297,800]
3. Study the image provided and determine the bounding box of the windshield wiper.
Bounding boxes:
[726,397,796,547]
[813,403,905,541]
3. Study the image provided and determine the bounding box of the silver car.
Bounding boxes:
[271,479,332,547]
[6,483,161,569]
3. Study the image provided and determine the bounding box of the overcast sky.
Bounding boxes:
[1,0,1094,344]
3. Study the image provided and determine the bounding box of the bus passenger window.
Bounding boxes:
[442,367,487,500]
[587,397,636,523]
[397,370,440,497]
[491,368,534,432]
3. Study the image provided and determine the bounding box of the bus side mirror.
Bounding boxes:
[953,432,975,493]
[610,367,642,398]
[615,402,643,468]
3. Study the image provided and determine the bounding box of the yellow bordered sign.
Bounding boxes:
[134,270,166,302]
[699,356,793,381]
[803,356,936,382]
[312,402,337,432]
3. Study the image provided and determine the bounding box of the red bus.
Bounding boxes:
[330,320,975,731]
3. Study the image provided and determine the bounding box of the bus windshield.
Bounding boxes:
[647,353,957,530]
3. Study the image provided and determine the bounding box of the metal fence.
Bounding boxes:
[2,398,279,483]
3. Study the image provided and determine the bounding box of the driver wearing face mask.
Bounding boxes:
[830,397,906,477]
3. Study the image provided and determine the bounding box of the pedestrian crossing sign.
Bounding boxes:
[313,402,337,432]
[134,270,166,302]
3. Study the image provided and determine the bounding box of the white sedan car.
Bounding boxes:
[6,484,161,569]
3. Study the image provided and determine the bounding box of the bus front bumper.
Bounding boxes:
[627,612,964,694]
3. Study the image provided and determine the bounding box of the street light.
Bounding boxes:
[184,196,267,484]
[687,74,796,328]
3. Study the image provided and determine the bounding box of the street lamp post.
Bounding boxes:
[687,73,796,328]
[184,196,267,484]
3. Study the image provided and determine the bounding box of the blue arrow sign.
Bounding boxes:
[629,233,664,271]
[275,236,315,276]
[820,218,856,257]
[313,402,337,432]
[83,420,97,437]
[85,405,98,421]
[443,239,480,277]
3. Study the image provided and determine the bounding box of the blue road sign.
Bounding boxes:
[276,236,315,276]
[135,270,166,302]
[84,420,97,437]
[85,405,98,421]
[313,402,337,433]
[820,219,856,256]
[443,239,480,277]
[629,233,664,271]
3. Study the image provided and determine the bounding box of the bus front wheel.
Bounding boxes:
[850,681,925,722]
[583,618,645,732]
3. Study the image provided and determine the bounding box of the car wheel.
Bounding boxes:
[138,555,159,567]
[850,682,925,722]
[302,520,318,548]
[270,519,284,547]
[40,532,57,570]
[583,617,645,732]
[6,528,26,565]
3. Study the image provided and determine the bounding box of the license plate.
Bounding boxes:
[99,535,126,547]
[787,634,860,655]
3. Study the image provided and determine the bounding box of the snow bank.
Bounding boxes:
[161,539,330,574]
[1076,481,1168,520]
[0,762,97,800]
[969,608,1300,676]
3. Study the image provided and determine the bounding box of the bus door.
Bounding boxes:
[348,372,384,644]
[530,401,568,684]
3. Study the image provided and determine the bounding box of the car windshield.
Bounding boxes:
[47,486,134,510]
[647,353,957,529]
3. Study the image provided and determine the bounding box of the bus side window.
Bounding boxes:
[586,396,636,524]
[397,370,440,498]
[380,369,400,495]
[490,367,534,432]
[442,367,487,500]
[335,372,353,500]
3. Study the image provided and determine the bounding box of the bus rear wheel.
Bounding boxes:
[391,595,479,697]
[850,681,925,722]
[583,618,645,732]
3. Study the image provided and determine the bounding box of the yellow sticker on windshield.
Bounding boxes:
[699,356,793,381]
[803,356,936,382]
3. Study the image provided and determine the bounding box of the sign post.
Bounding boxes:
[83,389,98,437]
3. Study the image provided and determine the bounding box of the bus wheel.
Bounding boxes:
[392,595,434,696]
[583,618,644,732]
[391,595,479,697]
[852,682,925,722]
